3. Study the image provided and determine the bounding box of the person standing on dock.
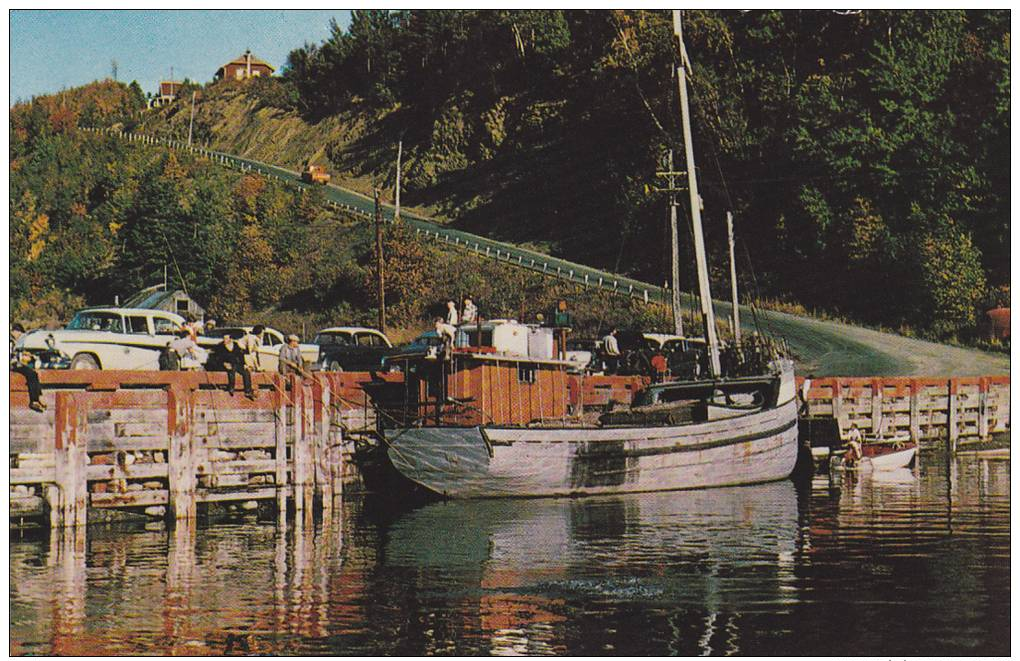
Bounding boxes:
[10,323,45,412]
[446,301,459,326]
[239,325,264,372]
[602,328,621,375]
[278,334,305,377]
[208,333,255,400]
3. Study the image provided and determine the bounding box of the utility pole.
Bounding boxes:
[668,149,683,337]
[374,189,386,332]
[187,90,197,146]
[394,140,403,222]
[726,211,741,345]
[673,9,721,377]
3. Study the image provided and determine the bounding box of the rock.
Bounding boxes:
[11,485,29,495]
[142,481,163,490]
[240,500,259,511]
[144,506,166,518]
[91,453,115,465]
[152,452,165,463]
[126,483,144,492]
[92,482,108,493]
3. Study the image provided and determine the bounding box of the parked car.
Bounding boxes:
[199,327,320,372]
[313,327,394,372]
[14,307,187,370]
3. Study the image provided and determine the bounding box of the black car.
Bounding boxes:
[314,326,395,372]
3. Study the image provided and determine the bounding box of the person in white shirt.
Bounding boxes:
[445,300,459,326]
[170,329,207,370]
[602,328,621,375]
[461,297,477,325]
[845,423,864,467]
[434,317,457,361]
[238,325,264,371]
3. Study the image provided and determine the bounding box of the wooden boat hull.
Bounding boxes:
[385,398,799,498]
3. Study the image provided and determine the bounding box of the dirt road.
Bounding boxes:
[715,300,1010,376]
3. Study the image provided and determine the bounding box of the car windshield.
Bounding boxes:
[67,312,123,333]
[314,332,352,346]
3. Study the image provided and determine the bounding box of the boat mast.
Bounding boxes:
[727,211,741,345]
[673,9,721,376]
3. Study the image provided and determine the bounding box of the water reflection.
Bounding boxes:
[8,456,1010,656]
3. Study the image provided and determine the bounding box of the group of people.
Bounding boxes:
[433,297,479,356]
[160,322,308,400]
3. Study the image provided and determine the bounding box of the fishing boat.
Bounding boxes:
[830,440,917,472]
[366,11,799,499]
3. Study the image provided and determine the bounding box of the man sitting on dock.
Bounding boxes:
[10,323,45,412]
[207,333,255,400]
[278,334,306,377]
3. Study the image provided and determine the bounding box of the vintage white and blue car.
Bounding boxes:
[15,307,188,370]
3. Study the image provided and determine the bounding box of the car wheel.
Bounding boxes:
[326,359,343,372]
[70,353,100,370]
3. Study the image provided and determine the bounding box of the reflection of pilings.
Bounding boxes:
[163,519,197,653]
[49,525,86,655]
[283,510,342,639]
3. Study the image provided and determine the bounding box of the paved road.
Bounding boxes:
[96,129,1011,377]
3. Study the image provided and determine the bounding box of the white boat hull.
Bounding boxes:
[831,446,916,472]
[386,397,799,498]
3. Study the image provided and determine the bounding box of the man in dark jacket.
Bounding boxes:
[10,323,45,412]
[207,333,255,399]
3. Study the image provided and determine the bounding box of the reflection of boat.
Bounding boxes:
[382,481,800,654]
[383,480,800,593]
[371,11,798,499]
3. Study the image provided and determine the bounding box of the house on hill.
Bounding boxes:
[214,50,275,81]
[149,80,182,108]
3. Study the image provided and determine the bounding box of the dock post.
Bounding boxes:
[166,386,197,522]
[831,380,844,431]
[871,378,883,438]
[274,377,288,518]
[978,377,990,440]
[52,393,89,528]
[947,379,959,454]
[909,380,921,443]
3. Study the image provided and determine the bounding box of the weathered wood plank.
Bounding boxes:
[196,486,277,502]
[91,490,169,508]
[86,463,169,480]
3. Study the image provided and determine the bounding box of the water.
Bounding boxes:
[10,456,1009,656]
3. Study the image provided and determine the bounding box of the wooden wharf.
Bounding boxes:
[8,371,1009,529]
[9,370,399,529]
[798,376,1010,451]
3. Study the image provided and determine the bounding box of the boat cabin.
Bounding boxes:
[371,320,571,428]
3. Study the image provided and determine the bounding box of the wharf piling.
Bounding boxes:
[9,371,398,530]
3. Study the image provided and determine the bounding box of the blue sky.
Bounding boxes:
[10,10,352,103]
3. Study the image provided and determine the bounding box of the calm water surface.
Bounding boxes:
[10,456,1009,656]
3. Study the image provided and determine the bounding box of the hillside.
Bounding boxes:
[10,10,1010,358]
[129,9,1009,346]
